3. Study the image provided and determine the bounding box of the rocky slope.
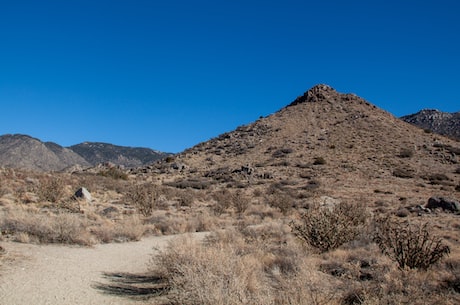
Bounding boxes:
[0,134,90,171]
[143,84,460,206]
[401,109,460,141]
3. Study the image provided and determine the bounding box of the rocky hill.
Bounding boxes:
[0,134,90,171]
[401,109,460,141]
[69,142,170,168]
[143,84,460,207]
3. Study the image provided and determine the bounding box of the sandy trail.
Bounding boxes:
[0,233,206,305]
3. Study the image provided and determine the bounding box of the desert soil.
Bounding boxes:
[0,233,207,305]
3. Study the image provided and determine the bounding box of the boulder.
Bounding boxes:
[74,187,92,203]
[426,196,460,213]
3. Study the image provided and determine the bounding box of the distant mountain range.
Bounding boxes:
[401,109,460,141]
[0,134,170,171]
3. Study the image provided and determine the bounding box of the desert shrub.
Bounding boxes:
[392,167,414,178]
[395,208,410,218]
[90,215,147,243]
[232,191,249,215]
[165,178,212,189]
[268,193,292,215]
[443,261,460,293]
[36,176,66,203]
[272,147,293,158]
[398,147,414,158]
[125,183,158,216]
[456,184,460,192]
[427,173,450,184]
[212,189,232,215]
[373,217,450,270]
[176,190,194,207]
[290,202,368,253]
[98,167,128,180]
[313,157,326,165]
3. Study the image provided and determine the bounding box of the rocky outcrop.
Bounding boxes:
[401,109,460,140]
[426,196,460,213]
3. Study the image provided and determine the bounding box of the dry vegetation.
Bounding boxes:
[1,86,460,303]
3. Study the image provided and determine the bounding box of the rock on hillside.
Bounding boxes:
[401,109,460,141]
[142,84,460,206]
[0,134,90,171]
[69,142,170,168]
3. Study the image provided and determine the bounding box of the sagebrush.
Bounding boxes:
[290,202,368,253]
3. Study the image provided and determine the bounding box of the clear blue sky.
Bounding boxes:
[1,0,459,153]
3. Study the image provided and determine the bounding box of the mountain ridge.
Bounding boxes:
[0,134,169,171]
[401,109,460,141]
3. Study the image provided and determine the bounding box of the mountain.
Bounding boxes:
[401,109,460,141]
[0,135,170,171]
[0,134,90,171]
[69,142,170,168]
[144,84,460,206]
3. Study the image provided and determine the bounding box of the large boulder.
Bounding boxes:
[426,196,460,213]
[74,187,92,203]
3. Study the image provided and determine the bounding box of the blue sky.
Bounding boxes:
[1,0,459,153]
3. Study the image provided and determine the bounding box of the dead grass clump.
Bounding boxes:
[36,176,67,203]
[313,156,327,165]
[267,192,293,214]
[373,217,450,270]
[125,183,159,216]
[392,167,414,179]
[211,189,232,215]
[398,147,414,158]
[90,216,147,243]
[98,167,128,180]
[291,202,368,253]
[151,234,273,305]
[232,191,249,215]
[0,209,92,245]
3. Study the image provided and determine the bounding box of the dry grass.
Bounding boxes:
[147,223,460,305]
[0,208,92,245]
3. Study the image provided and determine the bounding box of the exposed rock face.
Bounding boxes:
[401,109,460,140]
[0,134,90,171]
[426,196,460,213]
[286,84,365,107]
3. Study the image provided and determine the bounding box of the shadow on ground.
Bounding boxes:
[92,272,168,300]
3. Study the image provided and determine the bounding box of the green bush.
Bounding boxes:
[373,217,450,270]
[290,202,368,253]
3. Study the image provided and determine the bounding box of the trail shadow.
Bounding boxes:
[92,272,168,300]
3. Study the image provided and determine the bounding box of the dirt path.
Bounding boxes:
[0,233,207,305]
